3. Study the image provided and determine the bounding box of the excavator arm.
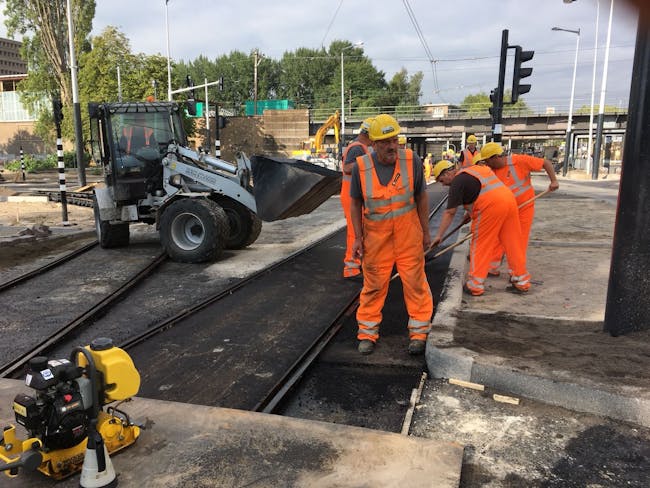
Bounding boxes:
[312,110,340,153]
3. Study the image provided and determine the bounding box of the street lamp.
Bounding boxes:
[340,42,363,153]
[552,27,581,176]
[165,0,172,101]
[563,0,614,179]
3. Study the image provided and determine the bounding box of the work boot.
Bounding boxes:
[506,284,529,295]
[345,273,363,283]
[358,340,375,355]
[408,339,426,355]
[463,284,484,297]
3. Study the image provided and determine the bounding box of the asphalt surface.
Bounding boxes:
[416,172,650,487]
[3,170,650,487]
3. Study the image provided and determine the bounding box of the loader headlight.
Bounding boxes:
[170,174,183,186]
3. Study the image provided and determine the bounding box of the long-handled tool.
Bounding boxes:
[426,189,553,262]
[517,188,551,210]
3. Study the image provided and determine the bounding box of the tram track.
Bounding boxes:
[2,188,461,433]
[0,240,98,293]
[0,250,167,378]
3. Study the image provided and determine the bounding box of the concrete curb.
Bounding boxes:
[425,233,650,428]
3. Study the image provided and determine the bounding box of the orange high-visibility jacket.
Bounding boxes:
[357,148,416,221]
[341,140,371,277]
[493,154,543,205]
[355,148,433,341]
[460,148,480,169]
[122,126,154,154]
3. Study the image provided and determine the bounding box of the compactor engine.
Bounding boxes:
[0,338,141,480]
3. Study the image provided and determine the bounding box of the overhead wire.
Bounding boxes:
[320,0,344,49]
[401,0,443,101]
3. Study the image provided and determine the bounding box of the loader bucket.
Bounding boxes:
[251,155,342,221]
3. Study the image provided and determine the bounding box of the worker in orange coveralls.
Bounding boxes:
[431,157,531,297]
[457,134,480,169]
[349,114,433,356]
[481,142,559,276]
[340,117,374,280]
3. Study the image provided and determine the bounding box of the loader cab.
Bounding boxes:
[89,102,187,202]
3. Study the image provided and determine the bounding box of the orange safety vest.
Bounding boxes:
[494,155,536,205]
[355,148,432,341]
[459,164,504,215]
[342,141,370,182]
[123,126,154,154]
[356,148,416,221]
[461,148,480,169]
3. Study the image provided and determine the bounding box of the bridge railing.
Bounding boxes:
[309,105,628,124]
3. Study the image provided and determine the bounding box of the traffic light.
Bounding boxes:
[185,75,197,116]
[512,45,534,103]
[52,98,63,125]
[488,89,496,117]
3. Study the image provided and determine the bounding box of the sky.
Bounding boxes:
[1,0,642,112]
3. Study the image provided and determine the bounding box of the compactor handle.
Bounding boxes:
[0,449,42,477]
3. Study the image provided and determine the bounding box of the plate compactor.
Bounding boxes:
[0,338,141,487]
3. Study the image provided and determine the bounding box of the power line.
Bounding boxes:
[401,0,441,99]
[320,0,344,49]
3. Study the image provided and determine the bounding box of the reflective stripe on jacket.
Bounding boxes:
[502,155,535,203]
[342,140,370,182]
[357,149,416,221]
[461,148,479,169]
[123,126,153,154]
[459,164,504,216]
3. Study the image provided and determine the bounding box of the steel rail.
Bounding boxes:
[0,240,97,293]
[119,227,344,351]
[0,253,167,378]
[254,192,448,413]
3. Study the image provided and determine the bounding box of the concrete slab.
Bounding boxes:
[426,176,650,427]
[0,379,463,487]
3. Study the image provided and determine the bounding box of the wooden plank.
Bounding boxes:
[449,378,485,391]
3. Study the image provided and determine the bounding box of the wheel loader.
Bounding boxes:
[88,102,341,263]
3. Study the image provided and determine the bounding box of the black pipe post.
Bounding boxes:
[491,30,508,143]
[53,97,69,225]
[603,12,650,336]
[19,146,25,181]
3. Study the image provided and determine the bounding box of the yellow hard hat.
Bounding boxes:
[368,114,401,141]
[359,117,375,134]
[432,160,454,180]
[479,142,504,160]
[398,134,407,145]
[467,135,478,144]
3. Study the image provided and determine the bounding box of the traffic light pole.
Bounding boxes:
[491,30,508,143]
[603,9,650,335]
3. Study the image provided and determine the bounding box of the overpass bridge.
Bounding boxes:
[311,108,627,169]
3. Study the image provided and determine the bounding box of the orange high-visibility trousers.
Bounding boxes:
[466,186,530,295]
[357,210,433,342]
[340,177,361,278]
[488,203,535,274]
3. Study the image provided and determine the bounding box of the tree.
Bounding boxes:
[460,92,491,116]
[2,0,95,106]
[460,91,530,116]
[577,104,621,114]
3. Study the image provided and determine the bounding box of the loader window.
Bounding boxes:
[112,111,173,176]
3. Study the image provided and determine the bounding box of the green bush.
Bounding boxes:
[4,154,57,172]
[4,150,91,172]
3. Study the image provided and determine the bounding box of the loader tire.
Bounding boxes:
[93,196,130,248]
[160,198,229,263]
[217,198,263,249]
